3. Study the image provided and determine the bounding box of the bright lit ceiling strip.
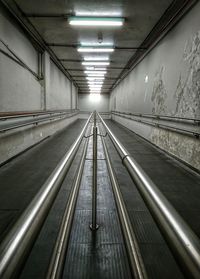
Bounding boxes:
[86,77,105,80]
[85,71,106,74]
[84,57,109,61]
[82,62,110,66]
[78,47,114,53]
[85,67,107,71]
[88,81,104,84]
[86,74,105,77]
[69,17,124,26]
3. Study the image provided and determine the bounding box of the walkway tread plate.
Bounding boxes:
[105,120,189,279]
[63,137,132,279]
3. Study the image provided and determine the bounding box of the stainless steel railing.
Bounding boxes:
[112,110,200,138]
[97,112,200,279]
[0,113,93,278]
[0,110,79,133]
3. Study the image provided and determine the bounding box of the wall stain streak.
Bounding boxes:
[151,66,167,114]
[150,31,200,170]
[174,31,200,118]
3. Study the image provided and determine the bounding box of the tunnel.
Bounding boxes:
[0,1,200,278]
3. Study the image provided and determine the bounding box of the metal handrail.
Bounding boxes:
[112,111,200,138]
[0,109,78,120]
[0,113,93,278]
[112,110,200,123]
[97,112,200,279]
[100,124,147,279]
[0,110,79,133]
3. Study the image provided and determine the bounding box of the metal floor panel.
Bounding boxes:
[63,136,132,279]
[104,120,187,279]
[0,120,86,242]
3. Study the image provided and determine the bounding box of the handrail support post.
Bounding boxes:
[90,112,99,231]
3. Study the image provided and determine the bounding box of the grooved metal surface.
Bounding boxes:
[0,120,86,278]
[104,120,189,279]
[63,136,132,279]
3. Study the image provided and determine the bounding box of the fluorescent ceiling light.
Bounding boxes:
[78,47,114,53]
[85,70,106,74]
[82,62,110,66]
[69,17,124,26]
[85,67,107,71]
[89,85,103,87]
[89,88,102,91]
[87,74,105,77]
[86,77,105,80]
[88,81,104,84]
[84,57,109,61]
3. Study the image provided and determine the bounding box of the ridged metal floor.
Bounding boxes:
[63,136,132,278]
[104,120,200,279]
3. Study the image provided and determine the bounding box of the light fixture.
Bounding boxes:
[85,67,107,71]
[86,77,105,80]
[85,70,106,74]
[87,74,105,77]
[84,57,109,61]
[78,47,114,53]
[82,62,110,66]
[69,16,124,26]
[89,88,102,91]
[88,81,104,84]
[89,86,102,89]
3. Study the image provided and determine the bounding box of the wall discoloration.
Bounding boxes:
[151,127,200,170]
[110,3,200,171]
[151,66,167,114]
[174,31,200,118]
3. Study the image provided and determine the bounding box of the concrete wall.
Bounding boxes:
[0,3,42,112]
[110,2,200,171]
[44,54,72,110]
[0,4,76,113]
[78,94,109,113]
[0,114,78,165]
[0,4,78,164]
[72,83,78,109]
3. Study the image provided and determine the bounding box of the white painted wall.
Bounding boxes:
[0,4,41,112]
[78,94,109,112]
[72,83,78,109]
[110,2,200,170]
[0,4,76,113]
[0,4,78,164]
[45,57,71,110]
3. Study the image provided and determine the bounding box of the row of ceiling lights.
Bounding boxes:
[68,16,124,94]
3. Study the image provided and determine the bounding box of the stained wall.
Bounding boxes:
[110,2,200,170]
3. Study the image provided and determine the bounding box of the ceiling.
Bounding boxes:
[14,0,174,94]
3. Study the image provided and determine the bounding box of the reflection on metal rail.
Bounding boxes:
[90,112,99,231]
[0,113,93,279]
[98,112,200,279]
[100,123,147,279]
